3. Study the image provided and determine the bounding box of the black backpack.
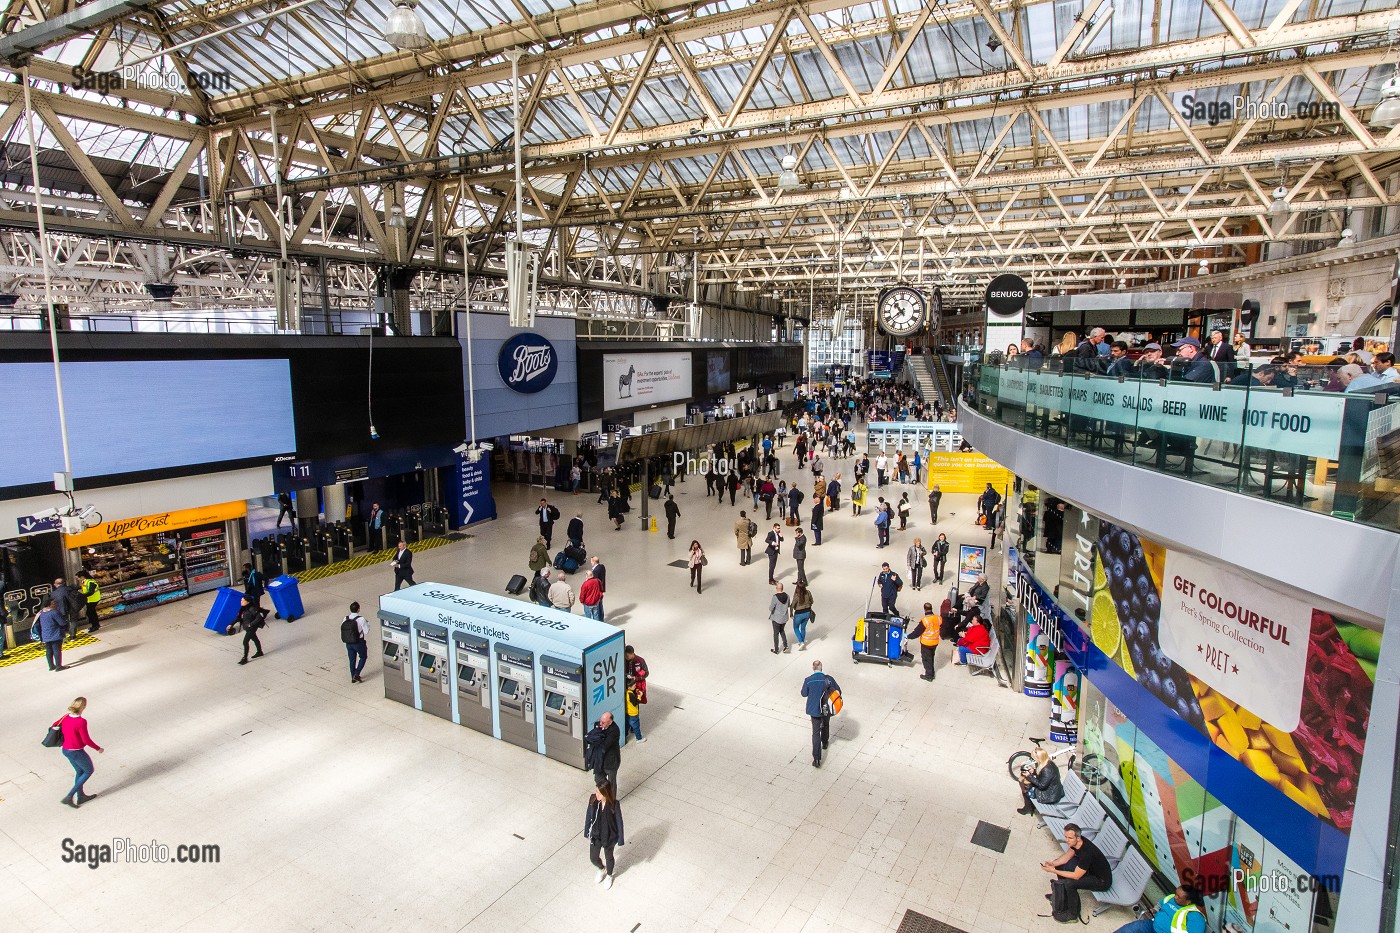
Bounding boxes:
[747,520,758,537]
[1049,879,1083,924]
[340,615,363,644]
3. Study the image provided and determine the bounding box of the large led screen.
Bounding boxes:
[0,360,296,488]
[602,352,692,412]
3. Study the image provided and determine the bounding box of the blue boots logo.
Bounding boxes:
[498,333,557,393]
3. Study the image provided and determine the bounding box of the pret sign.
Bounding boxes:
[1158,551,1310,732]
[498,332,558,394]
[984,273,1029,315]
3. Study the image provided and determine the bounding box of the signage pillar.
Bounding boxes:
[984,273,1029,356]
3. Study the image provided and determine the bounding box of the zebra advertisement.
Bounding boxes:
[602,352,692,411]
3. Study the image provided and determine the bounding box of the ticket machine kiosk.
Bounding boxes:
[414,622,452,721]
[495,644,538,752]
[452,632,492,735]
[380,584,625,768]
[540,656,584,766]
[378,610,413,706]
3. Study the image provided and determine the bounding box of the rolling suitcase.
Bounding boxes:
[506,574,527,595]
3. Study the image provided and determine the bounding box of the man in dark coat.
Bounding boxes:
[663,494,680,539]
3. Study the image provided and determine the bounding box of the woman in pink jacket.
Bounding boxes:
[56,696,104,808]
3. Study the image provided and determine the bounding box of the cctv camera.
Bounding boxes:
[453,442,471,455]
[76,504,101,522]
[34,507,61,520]
[479,442,494,452]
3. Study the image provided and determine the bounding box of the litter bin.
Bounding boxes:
[266,575,304,622]
[204,587,244,634]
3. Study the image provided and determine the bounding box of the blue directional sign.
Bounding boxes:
[16,513,61,535]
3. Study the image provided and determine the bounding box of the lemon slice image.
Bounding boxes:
[1091,590,1121,657]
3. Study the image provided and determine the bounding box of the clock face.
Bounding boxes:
[878,287,926,336]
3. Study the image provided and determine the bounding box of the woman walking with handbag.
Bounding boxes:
[790,581,815,650]
[688,540,706,593]
[53,697,103,808]
[907,537,927,591]
[585,779,625,889]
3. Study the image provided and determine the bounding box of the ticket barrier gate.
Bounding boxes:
[381,515,404,551]
[282,534,308,573]
[328,522,353,562]
[452,632,493,735]
[420,505,450,538]
[540,656,585,766]
[378,612,413,706]
[400,509,422,544]
[495,644,538,752]
[414,622,452,721]
[255,537,285,578]
[308,529,331,567]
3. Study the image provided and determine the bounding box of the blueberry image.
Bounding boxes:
[1117,531,1132,554]
[1136,574,1151,599]
[1129,643,1146,669]
[1143,670,1162,694]
[1130,593,1143,617]
[1112,559,1126,582]
[1118,598,1132,618]
[1145,593,1160,617]
[1135,620,1151,644]
[1162,677,1179,702]
[1176,696,1196,721]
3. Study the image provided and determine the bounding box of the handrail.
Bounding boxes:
[968,358,1400,533]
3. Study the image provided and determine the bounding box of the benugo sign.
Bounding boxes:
[987,368,1345,460]
[64,501,247,548]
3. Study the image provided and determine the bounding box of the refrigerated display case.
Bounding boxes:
[179,524,231,595]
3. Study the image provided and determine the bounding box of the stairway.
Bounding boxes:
[905,355,943,406]
[931,356,955,405]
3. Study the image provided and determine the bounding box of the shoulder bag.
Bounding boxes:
[42,719,63,748]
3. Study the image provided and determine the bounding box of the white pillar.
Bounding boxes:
[321,484,347,523]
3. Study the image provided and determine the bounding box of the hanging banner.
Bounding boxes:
[925,451,1014,494]
[1158,550,1311,732]
[1050,658,1080,741]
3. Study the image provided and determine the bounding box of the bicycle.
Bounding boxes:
[1007,736,1106,787]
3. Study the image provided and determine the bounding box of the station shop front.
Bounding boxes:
[1002,483,1372,933]
[63,502,245,621]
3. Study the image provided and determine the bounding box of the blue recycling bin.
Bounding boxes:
[204,587,244,634]
[266,574,304,621]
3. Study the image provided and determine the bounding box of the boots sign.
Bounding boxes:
[498,333,558,393]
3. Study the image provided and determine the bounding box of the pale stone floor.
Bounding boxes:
[1,456,1136,933]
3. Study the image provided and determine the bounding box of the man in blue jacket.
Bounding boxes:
[875,563,903,616]
[801,660,840,768]
[37,596,69,671]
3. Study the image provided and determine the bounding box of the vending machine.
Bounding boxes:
[452,631,492,735]
[379,583,626,768]
[378,611,413,706]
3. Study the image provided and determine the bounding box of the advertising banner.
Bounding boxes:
[1090,522,1376,835]
[1158,552,1310,732]
[1024,617,1053,698]
[925,451,1014,494]
[990,368,1345,459]
[957,544,985,585]
[603,352,692,411]
[445,453,498,528]
[1049,658,1080,742]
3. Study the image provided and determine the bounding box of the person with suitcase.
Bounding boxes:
[341,601,369,683]
[566,513,585,550]
[530,570,553,607]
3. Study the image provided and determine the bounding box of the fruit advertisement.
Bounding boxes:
[1091,522,1376,835]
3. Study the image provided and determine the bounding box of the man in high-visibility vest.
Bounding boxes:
[908,602,941,681]
[1111,883,1205,933]
[75,570,102,634]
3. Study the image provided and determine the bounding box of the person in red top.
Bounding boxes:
[56,696,103,808]
[580,569,604,622]
[955,619,991,665]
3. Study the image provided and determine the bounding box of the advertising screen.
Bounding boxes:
[0,360,296,490]
[705,351,731,394]
[602,352,692,412]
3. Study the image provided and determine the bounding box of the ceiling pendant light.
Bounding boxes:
[385,0,430,51]
[777,154,800,191]
[1339,227,1356,247]
[1268,186,1289,217]
[1371,76,1400,129]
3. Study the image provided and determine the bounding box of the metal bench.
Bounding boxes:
[968,632,1000,679]
[1090,847,1153,917]
[1033,770,1087,827]
[1043,793,1105,842]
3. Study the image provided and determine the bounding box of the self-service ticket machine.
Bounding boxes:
[413,622,452,721]
[452,632,492,735]
[378,611,414,706]
[540,656,584,766]
[380,583,625,768]
[495,644,537,752]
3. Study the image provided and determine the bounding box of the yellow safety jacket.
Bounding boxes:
[81,579,102,604]
[919,615,941,647]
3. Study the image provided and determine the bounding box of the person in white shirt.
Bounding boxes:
[548,576,576,612]
[1232,333,1251,361]
[875,452,889,486]
[1372,352,1398,383]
